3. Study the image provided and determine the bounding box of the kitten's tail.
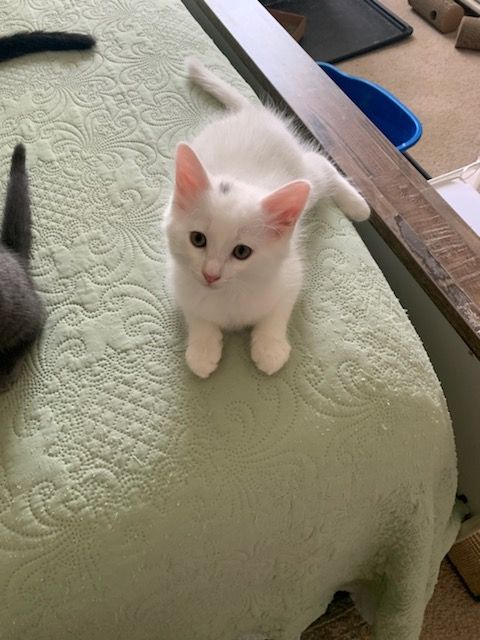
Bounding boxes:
[1,144,31,262]
[0,31,95,63]
[186,57,250,111]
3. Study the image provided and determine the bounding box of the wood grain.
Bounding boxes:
[183,0,480,357]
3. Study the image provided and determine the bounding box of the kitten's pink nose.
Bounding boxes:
[203,271,220,284]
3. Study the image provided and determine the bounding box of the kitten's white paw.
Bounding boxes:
[251,333,291,375]
[186,333,222,378]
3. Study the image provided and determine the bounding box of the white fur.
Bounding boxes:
[163,59,370,378]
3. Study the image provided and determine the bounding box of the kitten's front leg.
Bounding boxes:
[251,300,294,375]
[185,315,223,378]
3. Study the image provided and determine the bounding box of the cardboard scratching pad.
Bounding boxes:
[408,0,464,33]
[268,8,307,42]
[261,0,412,64]
[456,16,480,50]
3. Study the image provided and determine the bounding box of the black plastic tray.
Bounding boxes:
[261,0,413,63]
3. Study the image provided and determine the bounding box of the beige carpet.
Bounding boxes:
[302,560,480,639]
[339,0,480,177]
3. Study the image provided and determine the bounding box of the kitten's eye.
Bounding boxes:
[232,244,252,260]
[190,231,207,248]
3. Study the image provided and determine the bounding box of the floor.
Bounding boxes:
[303,560,480,639]
[340,0,480,177]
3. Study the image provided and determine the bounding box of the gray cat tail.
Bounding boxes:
[0,31,96,62]
[1,143,31,262]
[10,143,26,174]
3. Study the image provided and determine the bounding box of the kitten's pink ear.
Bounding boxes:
[261,180,311,234]
[174,143,210,211]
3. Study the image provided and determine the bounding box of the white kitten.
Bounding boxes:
[163,58,369,378]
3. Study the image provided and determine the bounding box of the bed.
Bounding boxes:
[0,1,462,639]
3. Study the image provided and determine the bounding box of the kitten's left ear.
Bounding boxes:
[174,143,210,212]
[261,180,311,234]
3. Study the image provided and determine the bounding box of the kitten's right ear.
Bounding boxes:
[173,143,210,212]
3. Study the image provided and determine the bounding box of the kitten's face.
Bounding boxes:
[165,144,310,289]
[166,185,289,288]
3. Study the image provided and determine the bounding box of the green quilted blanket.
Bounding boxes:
[0,1,460,639]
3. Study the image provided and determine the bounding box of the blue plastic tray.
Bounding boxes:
[318,62,422,152]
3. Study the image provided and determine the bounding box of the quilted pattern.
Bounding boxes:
[0,1,460,639]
